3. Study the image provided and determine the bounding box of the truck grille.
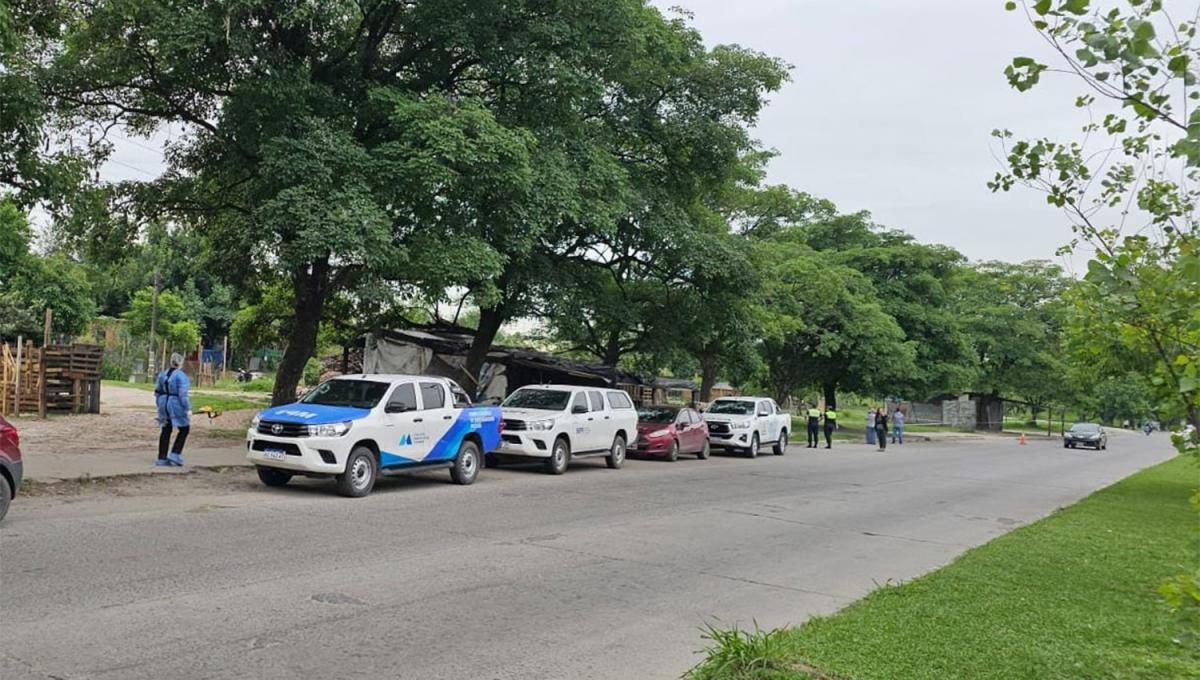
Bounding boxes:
[707,422,730,434]
[502,419,527,431]
[257,420,309,438]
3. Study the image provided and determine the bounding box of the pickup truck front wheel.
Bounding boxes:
[544,437,570,475]
[450,440,481,485]
[606,435,626,469]
[336,447,377,498]
[746,433,760,458]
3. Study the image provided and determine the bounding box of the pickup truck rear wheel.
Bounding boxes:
[0,474,10,522]
[544,437,570,475]
[256,466,292,488]
[773,430,788,456]
[336,447,377,498]
[450,440,481,485]
[746,433,760,458]
[606,434,626,469]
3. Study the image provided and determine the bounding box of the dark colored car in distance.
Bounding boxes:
[1064,422,1108,450]
[631,405,709,461]
[0,414,23,521]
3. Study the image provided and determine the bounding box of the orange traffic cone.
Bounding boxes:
[1019,433,1027,445]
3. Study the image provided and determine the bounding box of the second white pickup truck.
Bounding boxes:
[495,384,639,474]
[703,396,790,457]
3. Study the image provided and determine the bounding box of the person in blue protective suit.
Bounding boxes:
[155,353,192,466]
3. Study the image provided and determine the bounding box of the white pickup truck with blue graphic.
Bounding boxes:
[247,375,501,497]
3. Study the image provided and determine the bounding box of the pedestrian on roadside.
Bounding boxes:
[892,407,905,444]
[875,408,888,451]
[154,352,192,466]
[806,403,821,448]
[823,405,837,449]
[866,407,877,446]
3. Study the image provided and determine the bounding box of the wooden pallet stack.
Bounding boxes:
[0,342,103,417]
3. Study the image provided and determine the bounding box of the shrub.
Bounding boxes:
[303,357,322,386]
[238,376,275,393]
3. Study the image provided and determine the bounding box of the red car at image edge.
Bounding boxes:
[0,415,22,522]
[631,405,710,461]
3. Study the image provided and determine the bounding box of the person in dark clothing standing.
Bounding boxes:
[806,404,821,448]
[823,406,837,449]
[875,407,889,451]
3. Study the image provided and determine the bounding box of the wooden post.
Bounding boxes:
[43,308,52,347]
[37,345,46,419]
[13,335,23,417]
[222,335,229,380]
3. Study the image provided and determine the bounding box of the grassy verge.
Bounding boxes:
[687,456,1200,680]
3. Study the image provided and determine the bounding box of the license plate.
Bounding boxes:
[263,449,287,460]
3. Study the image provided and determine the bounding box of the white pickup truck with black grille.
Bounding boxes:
[495,384,638,475]
[703,396,790,458]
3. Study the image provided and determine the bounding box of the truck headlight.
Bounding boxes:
[308,421,352,437]
[250,413,262,427]
[529,419,555,432]
[731,421,751,430]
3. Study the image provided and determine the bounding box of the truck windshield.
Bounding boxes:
[707,400,755,415]
[300,380,390,409]
[502,389,571,411]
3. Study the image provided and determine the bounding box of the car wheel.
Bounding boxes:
[665,439,679,462]
[544,437,570,475]
[747,433,759,458]
[256,466,292,488]
[698,440,710,460]
[450,439,481,485]
[606,434,626,469]
[1101,442,1107,450]
[336,447,377,498]
[773,430,788,456]
[0,474,10,522]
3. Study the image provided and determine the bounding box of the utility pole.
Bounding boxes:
[148,269,160,377]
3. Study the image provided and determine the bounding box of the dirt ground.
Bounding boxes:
[9,385,258,483]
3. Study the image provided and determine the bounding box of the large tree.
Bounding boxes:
[24,0,702,404]
[994,0,1199,438]
[755,230,917,408]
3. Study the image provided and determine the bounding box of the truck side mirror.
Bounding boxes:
[572,404,588,414]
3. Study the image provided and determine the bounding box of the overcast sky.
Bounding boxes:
[101,0,1091,268]
[652,0,1092,268]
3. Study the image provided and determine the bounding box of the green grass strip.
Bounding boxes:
[688,456,1200,680]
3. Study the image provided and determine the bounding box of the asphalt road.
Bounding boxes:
[0,430,1176,680]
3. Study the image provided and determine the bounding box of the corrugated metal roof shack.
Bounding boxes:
[362,326,653,404]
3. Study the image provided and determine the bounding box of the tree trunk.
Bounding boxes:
[463,305,505,395]
[340,344,350,373]
[272,258,330,406]
[602,331,622,367]
[699,349,718,403]
[822,382,837,410]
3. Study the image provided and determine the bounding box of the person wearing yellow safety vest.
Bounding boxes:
[805,404,821,448]
[822,406,838,449]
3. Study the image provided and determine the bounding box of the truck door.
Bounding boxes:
[379,381,424,467]
[568,391,593,451]
[417,381,456,461]
[587,390,609,450]
[756,400,773,441]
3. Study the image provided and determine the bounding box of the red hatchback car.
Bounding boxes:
[0,415,22,522]
[632,405,709,461]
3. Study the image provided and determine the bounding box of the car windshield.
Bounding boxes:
[300,380,389,409]
[707,400,755,415]
[502,389,571,411]
[638,407,679,423]
[1070,423,1101,433]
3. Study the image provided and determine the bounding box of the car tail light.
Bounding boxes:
[1,421,18,448]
